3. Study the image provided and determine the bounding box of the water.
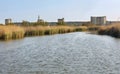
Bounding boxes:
[0,32,120,74]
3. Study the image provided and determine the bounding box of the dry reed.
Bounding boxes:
[0,25,25,40]
[0,25,89,40]
[98,24,120,38]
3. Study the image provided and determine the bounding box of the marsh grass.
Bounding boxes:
[98,24,120,38]
[24,26,78,36]
[0,25,25,40]
[88,26,100,31]
[0,25,89,40]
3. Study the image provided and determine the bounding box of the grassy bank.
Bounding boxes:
[0,25,25,40]
[0,25,88,40]
[98,24,120,38]
[24,26,88,36]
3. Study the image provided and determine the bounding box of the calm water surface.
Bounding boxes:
[0,32,120,74]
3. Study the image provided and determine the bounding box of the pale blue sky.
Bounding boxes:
[0,0,120,23]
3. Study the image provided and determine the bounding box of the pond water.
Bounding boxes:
[0,32,120,74]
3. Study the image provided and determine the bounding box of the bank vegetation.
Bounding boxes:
[0,25,89,40]
[98,24,120,38]
[1,23,119,40]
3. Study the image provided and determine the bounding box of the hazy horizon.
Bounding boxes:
[0,0,120,23]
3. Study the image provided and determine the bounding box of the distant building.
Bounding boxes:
[58,18,64,23]
[5,19,12,25]
[91,16,106,25]
[4,16,112,26]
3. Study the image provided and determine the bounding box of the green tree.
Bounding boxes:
[57,22,66,26]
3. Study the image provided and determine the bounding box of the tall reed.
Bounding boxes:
[23,26,77,36]
[0,25,25,40]
[0,25,89,40]
[98,24,120,38]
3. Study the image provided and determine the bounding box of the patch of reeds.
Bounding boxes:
[23,26,77,36]
[0,25,89,40]
[74,26,88,31]
[98,24,120,38]
[0,25,25,40]
[24,26,89,37]
[88,26,100,31]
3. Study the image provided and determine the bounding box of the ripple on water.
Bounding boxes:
[0,32,120,74]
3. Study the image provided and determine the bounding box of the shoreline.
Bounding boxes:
[0,25,120,41]
[0,25,88,40]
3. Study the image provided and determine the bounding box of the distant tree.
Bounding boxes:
[82,22,96,26]
[57,22,66,26]
[22,21,30,26]
[32,21,48,26]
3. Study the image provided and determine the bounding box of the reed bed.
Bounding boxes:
[0,25,89,40]
[98,24,120,38]
[74,26,88,31]
[88,26,100,31]
[0,25,25,40]
[23,26,88,37]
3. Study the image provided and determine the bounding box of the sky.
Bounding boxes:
[0,0,120,23]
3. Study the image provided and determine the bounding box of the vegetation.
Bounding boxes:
[0,25,25,40]
[88,26,100,31]
[1,23,119,40]
[22,21,48,26]
[98,24,120,38]
[0,25,89,40]
[24,26,87,36]
[57,22,66,26]
[22,21,30,26]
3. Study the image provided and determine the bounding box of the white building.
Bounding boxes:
[91,16,106,25]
